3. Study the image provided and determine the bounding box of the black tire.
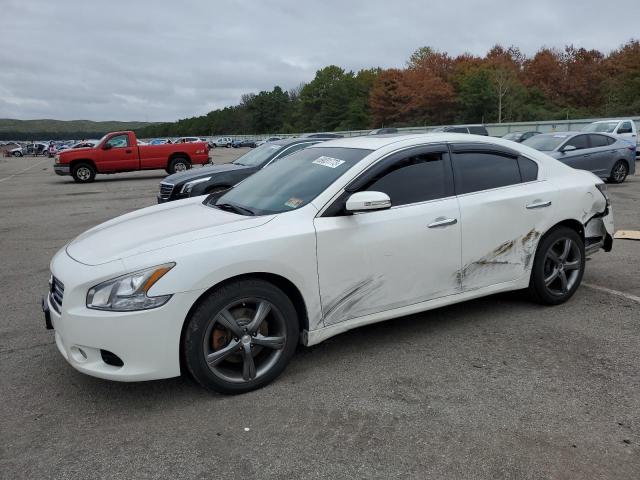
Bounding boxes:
[71,162,96,183]
[184,279,299,394]
[168,156,190,174]
[608,160,628,184]
[528,226,585,305]
[13,151,22,157]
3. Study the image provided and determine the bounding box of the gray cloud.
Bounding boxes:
[1,0,638,121]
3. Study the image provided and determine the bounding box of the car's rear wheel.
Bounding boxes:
[168,157,190,174]
[71,162,96,183]
[13,151,22,157]
[608,160,628,184]
[529,227,585,305]
[184,279,299,394]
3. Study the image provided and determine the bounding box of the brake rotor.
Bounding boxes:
[211,305,269,364]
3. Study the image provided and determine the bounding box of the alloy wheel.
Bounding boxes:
[76,167,91,181]
[543,237,582,296]
[613,162,627,182]
[202,298,287,383]
[174,162,187,172]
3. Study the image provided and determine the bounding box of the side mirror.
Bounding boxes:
[103,143,112,150]
[345,191,391,213]
[561,144,576,152]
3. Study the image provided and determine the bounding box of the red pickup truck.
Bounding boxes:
[53,131,210,183]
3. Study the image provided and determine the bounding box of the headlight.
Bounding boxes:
[86,263,175,311]
[181,177,211,194]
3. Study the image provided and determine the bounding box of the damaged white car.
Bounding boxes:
[44,134,614,393]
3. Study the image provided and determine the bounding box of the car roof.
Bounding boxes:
[309,133,517,150]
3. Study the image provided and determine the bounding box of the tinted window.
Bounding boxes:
[589,134,610,148]
[448,127,469,133]
[618,121,633,134]
[518,156,538,182]
[564,134,589,150]
[453,152,521,194]
[363,152,450,206]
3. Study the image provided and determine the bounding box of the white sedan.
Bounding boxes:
[44,134,614,393]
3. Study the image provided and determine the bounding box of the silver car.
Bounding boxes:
[523,132,636,183]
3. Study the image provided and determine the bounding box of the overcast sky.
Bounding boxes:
[1,0,638,122]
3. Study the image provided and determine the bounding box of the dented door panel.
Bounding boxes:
[314,198,461,325]
[458,181,556,291]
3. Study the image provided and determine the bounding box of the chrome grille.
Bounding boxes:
[159,183,174,200]
[49,275,64,313]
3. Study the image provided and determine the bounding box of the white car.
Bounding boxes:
[44,134,614,393]
[211,137,233,148]
[582,119,638,152]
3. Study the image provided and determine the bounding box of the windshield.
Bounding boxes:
[522,134,569,151]
[211,147,372,215]
[233,143,283,167]
[583,122,618,133]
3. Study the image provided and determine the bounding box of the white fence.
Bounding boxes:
[209,116,640,141]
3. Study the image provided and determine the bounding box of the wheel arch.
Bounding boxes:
[541,218,585,242]
[168,152,191,163]
[69,158,97,171]
[178,272,309,374]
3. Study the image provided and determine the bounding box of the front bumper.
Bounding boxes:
[46,251,205,382]
[53,164,70,176]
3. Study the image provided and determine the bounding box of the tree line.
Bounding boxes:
[137,40,639,138]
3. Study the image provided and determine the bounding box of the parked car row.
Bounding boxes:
[44,132,615,394]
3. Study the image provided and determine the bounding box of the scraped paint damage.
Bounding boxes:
[461,228,541,286]
[323,276,385,325]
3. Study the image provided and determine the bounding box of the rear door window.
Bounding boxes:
[518,156,538,182]
[452,151,522,194]
[588,134,610,148]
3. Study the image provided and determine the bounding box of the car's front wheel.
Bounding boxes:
[608,160,628,184]
[13,151,22,157]
[183,279,299,394]
[529,226,585,305]
[71,162,96,183]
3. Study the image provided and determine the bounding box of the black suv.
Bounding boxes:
[157,137,328,203]
[431,125,489,135]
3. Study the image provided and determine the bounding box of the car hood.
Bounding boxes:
[66,196,274,266]
[163,163,250,184]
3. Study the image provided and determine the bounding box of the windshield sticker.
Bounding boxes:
[312,156,345,168]
[553,134,568,138]
[284,197,305,209]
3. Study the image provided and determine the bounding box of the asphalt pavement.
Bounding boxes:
[0,152,638,479]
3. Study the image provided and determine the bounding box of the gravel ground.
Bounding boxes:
[0,153,638,479]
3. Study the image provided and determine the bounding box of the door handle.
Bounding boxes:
[428,217,457,228]
[125,149,132,153]
[526,200,552,209]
